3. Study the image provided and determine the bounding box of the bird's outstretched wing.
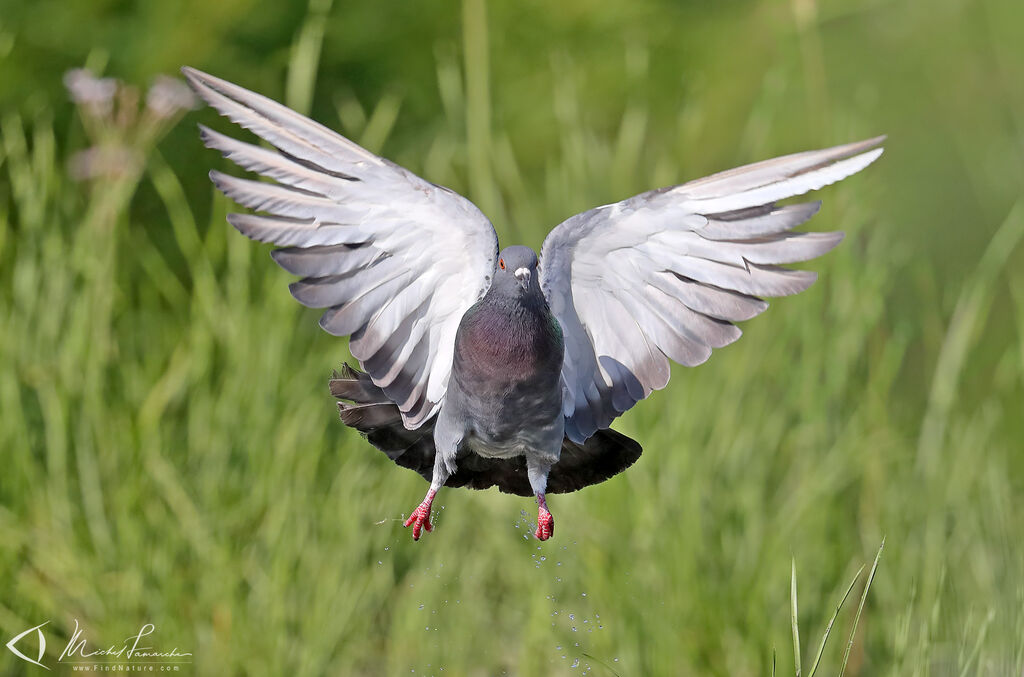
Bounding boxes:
[539,137,884,443]
[184,68,499,428]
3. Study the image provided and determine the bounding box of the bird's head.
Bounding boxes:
[495,245,540,294]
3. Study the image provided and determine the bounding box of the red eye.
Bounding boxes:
[499,258,505,270]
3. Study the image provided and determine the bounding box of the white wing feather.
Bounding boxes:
[184,67,498,428]
[540,137,884,442]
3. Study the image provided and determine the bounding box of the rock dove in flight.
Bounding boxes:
[183,67,883,541]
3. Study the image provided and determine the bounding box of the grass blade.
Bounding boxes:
[286,0,334,116]
[791,558,802,677]
[958,609,995,677]
[807,564,865,677]
[840,538,886,677]
[581,652,621,677]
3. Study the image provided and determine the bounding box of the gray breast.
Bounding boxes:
[451,298,565,448]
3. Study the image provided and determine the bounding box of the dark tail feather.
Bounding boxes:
[547,428,642,494]
[329,364,642,496]
[329,363,387,404]
[329,365,436,476]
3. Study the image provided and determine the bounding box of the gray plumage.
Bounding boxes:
[330,364,641,496]
[183,66,884,540]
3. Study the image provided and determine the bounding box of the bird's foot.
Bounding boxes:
[403,491,435,540]
[535,497,554,541]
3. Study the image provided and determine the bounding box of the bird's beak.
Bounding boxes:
[514,267,531,290]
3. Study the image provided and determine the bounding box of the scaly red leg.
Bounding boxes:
[403,490,436,540]
[535,493,554,541]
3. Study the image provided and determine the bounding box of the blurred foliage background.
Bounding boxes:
[1,0,1022,674]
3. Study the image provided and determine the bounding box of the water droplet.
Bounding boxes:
[581,592,587,597]
[571,658,580,668]
[556,645,562,650]
[569,614,575,620]
[540,556,546,561]
[384,546,389,551]
[613,658,619,663]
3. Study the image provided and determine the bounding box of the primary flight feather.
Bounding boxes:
[183,66,883,540]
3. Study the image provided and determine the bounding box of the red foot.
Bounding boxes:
[535,504,554,541]
[403,493,435,540]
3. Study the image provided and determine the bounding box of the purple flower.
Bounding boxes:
[63,68,118,114]
[146,75,198,119]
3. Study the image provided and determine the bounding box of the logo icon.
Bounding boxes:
[6,621,49,669]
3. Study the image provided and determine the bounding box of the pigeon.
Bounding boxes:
[182,67,884,541]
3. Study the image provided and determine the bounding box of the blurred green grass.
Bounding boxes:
[1,0,1023,674]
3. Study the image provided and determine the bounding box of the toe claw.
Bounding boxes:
[535,506,554,541]
[404,502,433,541]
